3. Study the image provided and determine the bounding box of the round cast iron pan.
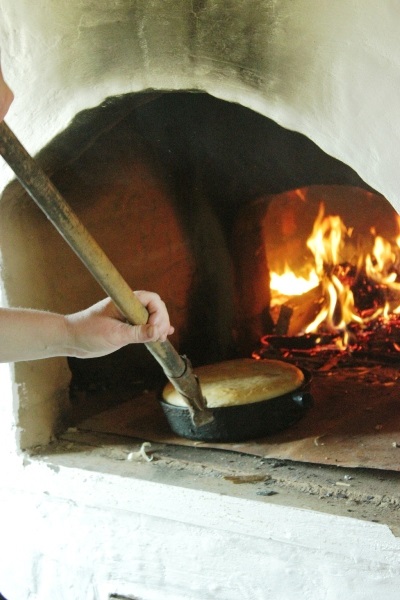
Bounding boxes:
[159,368,313,443]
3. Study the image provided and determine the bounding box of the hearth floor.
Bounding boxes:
[72,365,400,472]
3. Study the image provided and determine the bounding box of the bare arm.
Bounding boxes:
[0,291,174,363]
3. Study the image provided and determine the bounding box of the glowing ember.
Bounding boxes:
[269,202,400,338]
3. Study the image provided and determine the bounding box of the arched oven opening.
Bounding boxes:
[1,90,398,473]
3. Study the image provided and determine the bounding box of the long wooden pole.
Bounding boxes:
[0,121,212,426]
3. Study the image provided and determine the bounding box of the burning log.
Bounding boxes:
[273,284,324,336]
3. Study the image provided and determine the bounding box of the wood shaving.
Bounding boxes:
[127,442,153,462]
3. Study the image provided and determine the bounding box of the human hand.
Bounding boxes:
[64,291,175,359]
[0,64,13,121]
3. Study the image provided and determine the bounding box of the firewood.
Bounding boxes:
[278,284,324,336]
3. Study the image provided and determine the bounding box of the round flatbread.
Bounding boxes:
[162,358,304,408]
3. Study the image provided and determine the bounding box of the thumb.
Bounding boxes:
[123,323,161,344]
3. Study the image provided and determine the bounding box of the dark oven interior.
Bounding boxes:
[2,91,399,469]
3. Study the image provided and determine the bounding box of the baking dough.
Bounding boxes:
[162,358,304,408]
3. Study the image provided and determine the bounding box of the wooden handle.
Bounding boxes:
[0,121,212,425]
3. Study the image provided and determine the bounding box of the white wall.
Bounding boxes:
[1,460,400,600]
[0,0,399,210]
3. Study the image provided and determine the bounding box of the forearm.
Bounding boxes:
[0,307,69,362]
[0,293,174,363]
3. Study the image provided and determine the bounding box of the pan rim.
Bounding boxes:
[158,367,312,413]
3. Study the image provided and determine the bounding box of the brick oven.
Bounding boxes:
[1,2,400,599]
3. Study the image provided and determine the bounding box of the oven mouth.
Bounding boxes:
[1,91,399,473]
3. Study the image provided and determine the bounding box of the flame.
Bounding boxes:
[269,202,400,338]
[365,232,400,291]
[270,264,319,298]
[306,204,347,274]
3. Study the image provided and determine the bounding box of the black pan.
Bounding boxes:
[159,368,312,442]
